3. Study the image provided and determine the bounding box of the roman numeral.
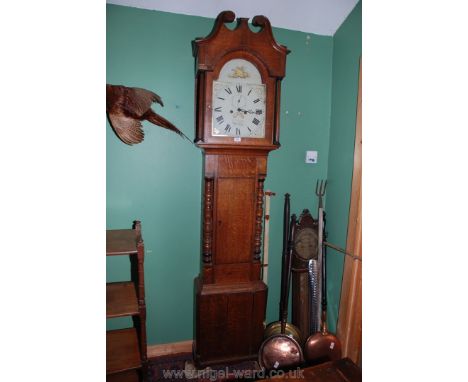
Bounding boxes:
[217,97,225,101]
[253,98,260,103]
[235,128,241,136]
[252,118,260,125]
[216,115,224,124]
[248,89,252,96]
[224,124,231,132]
[225,87,232,95]
[256,109,263,115]
[236,84,242,93]
[247,127,251,132]
[214,106,222,112]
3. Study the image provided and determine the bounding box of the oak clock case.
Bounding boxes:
[193,11,289,367]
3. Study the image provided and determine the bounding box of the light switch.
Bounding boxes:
[305,150,318,164]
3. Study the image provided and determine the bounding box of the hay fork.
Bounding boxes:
[315,179,327,209]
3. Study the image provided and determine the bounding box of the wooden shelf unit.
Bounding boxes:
[106,221,147,382]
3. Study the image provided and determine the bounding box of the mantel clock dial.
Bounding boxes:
[292,209,319,262]
[294,227,318,260]
[192,11,289,367]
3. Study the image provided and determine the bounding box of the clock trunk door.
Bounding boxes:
[215,177,255,265]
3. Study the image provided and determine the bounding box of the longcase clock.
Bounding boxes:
[193,11,289,366]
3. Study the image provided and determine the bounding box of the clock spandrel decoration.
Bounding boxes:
[193,11,289,366]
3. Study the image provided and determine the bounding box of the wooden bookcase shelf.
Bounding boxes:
[106,221,147,382]
[107,328,142,374]
[107,229,139,256]
[107,282,139,318]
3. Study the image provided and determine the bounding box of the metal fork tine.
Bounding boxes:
[315,180,326,196]
[315,179,327,209]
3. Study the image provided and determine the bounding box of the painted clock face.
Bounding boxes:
[212,59,266,138]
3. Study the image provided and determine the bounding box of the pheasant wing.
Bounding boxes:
[107,112,145,145]
[125,87,163,117]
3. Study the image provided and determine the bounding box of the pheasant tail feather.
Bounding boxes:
[145,110,191,142]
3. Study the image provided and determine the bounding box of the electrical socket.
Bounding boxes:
[305,150,318,164]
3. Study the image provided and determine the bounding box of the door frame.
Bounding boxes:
[336,59,362,364]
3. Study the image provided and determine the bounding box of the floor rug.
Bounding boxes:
[147,353,260,382]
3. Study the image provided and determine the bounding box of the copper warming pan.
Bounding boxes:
[259,200,303,370]
[303,199,341,364]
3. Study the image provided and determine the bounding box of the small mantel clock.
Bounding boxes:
[193,11,289,366]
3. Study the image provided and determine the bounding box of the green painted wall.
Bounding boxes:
[262,29,333,325]
[106,4,334,345]
[325,1,362,332]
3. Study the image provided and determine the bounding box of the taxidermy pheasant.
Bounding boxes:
[106,84,191,145]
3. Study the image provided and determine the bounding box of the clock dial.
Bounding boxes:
[294,227,318,260]
[211,58,266,139]
[212,81,266,138]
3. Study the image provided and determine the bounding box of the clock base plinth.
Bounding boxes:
[194,277,267,367]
